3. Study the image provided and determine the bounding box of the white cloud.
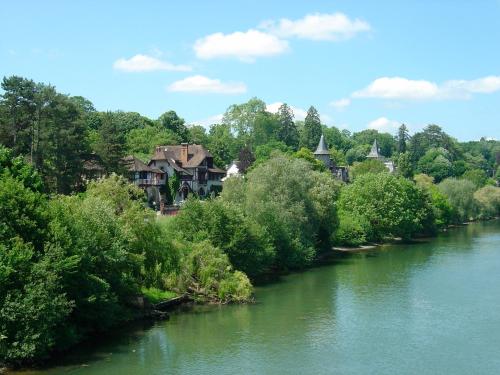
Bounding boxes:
[352,76,500,100]
[113,54,191,72]
[194,29,288,62]
[330,98,351,110]
[167,75,247,94]
[261,12,371,41]
[367,117,400,132]
[353,77,440,100]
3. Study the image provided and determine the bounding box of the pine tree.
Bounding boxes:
[301,106,322,150]
[95,112,126,174]
[277,104,299,150]
[397,124,410,154]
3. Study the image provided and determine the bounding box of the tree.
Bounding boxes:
[396,124,410,154]
[188,125,209,145]
[474,186,500,218]
[223,154,341,268]
[438,178,478,223]
[352,129,396,157]
[417,148,454,182]
[461,169,488,188]
[254,141,291,165]
[276,104,299,150]
[222,97,266,136]
[350,159,387,180]
[301,106,322,150]
[294,148,326,171]
[158,110,189,141]
[94,112,126,174]
[338,173,435,240]
[238,145,255,173]
[207,123,237,168]
[396,151,414,178]
[345,144,370,165]
[126,125,181,161]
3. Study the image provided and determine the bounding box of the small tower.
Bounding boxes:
[367,139,382,160]
[314,135,333,169]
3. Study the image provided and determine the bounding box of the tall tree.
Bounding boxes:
[276,104,299,150]
[301,106,322,150]
[95,112,126,174]
[158,110,189,142]
[222,97,266,137]
[396,124,410,154]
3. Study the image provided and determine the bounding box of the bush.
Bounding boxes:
[334,213,371,246]
[166,241,252,303]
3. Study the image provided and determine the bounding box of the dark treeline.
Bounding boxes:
[1,76,500,367]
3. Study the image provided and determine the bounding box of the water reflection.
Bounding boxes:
[16,220,500,375]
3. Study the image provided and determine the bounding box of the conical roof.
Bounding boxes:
[314,135,330,155]
[367,139,382,158]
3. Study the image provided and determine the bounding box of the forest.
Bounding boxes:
[1,75,500,366]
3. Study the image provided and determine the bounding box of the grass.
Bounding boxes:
[141,287,178,304]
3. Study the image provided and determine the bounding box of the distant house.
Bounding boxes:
[366,140,395,173]
[222,160,241,181]
[149,143,226,203]
[313,135,349,182]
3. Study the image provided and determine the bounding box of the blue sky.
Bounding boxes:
[1,0,499,140]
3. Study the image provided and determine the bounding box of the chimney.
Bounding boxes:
[180,143,188,164]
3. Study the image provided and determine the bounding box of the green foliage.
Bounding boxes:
[94,112,126,174]
[396,151,414,178]
[352,129,396,157]
[345,144,370,165]
[461,169,488,188]
[438,178,478,223]
[157,110,189,141]
[294,147,326,171]
[141,287,177,304]
[166,240,252,303]
[417,147,454,182]
[300,106,322,150]
[254,141,292,165]
[414,174,453,228]
[334,213,371,247]
[126,125,181,161]
[167,199,274,279]
[223,154,340,269]
[349,159,387,180]
[276,104,299,150]
[338,173,435,241]
[474,186,500,218]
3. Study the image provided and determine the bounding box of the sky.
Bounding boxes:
[1,0,499,141]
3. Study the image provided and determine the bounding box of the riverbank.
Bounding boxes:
[10,220,500,375]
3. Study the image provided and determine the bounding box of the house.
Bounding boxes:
[366,140,395,172]
[222,160,241,181]
[314,135,349,182]
[123,155,165,208]
[149,143,226,203]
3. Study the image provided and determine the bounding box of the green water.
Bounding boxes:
[20,221,500,374]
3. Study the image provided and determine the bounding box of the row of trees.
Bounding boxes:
[2,76,499,195]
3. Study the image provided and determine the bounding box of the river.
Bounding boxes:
[18,220,500,374]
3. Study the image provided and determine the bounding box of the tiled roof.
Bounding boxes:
[149,144,224,174]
